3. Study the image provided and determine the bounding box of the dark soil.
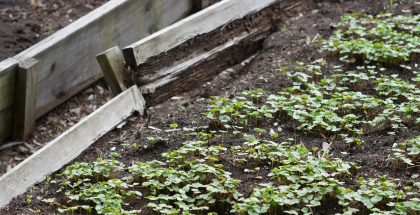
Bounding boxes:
[0,0,108,61]
[1,0,419,214]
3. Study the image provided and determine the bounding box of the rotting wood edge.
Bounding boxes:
[122,0,277,67]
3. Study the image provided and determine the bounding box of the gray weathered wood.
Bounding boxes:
[122,0,276,67]
[12,59,38,140]
[0,86,145,208]
[97,46,127,96]
[13,0,193,118]
[0,58,18,142]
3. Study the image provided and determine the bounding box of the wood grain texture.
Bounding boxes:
[122,0,276,67]
[97,46,127,96]
[13,59,38,140]
[0,86,145,208]
[0,58,18,142]
[13,0,193,118]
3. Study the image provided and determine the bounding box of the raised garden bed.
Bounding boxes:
[0,0,195,143]
[0,0,110,178]
[0,0,205,175]
[1,0,419,214]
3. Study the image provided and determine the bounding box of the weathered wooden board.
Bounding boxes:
[0,58,18,142]
[14,0,193,118]
[0,86,145,208]
[122,0,276,67]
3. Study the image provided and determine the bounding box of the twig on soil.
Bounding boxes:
[165,129,181,132]
[0,142,25,151]
[284,0,304,11]
[148,126,163,131]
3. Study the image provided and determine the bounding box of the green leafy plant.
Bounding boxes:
[54,158,141,214]
[129,160,240,214]
[321,13,420,65]
[390,135,420,166]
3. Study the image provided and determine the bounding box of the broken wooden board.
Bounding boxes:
[0,86,145,208]
[122,0,277,67]
[121,0,281,106]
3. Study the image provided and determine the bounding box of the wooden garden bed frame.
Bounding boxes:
[0,0,281,208]
[0,0,195,142]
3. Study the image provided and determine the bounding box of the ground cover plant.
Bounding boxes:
[321,13,419,65]
[3,1,420,215]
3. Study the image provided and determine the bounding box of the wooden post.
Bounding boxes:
[13,58,38,140]
[97,46,127,96]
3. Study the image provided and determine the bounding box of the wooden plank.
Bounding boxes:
[122,0,276,67]
[13,58,38,140]
[0,86,145,208]
[97,46,127,96]
[0,58,18,143]
[14,0,193,118]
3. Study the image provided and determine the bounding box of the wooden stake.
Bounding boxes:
[97,46,127,96]
[13,58,38,140]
